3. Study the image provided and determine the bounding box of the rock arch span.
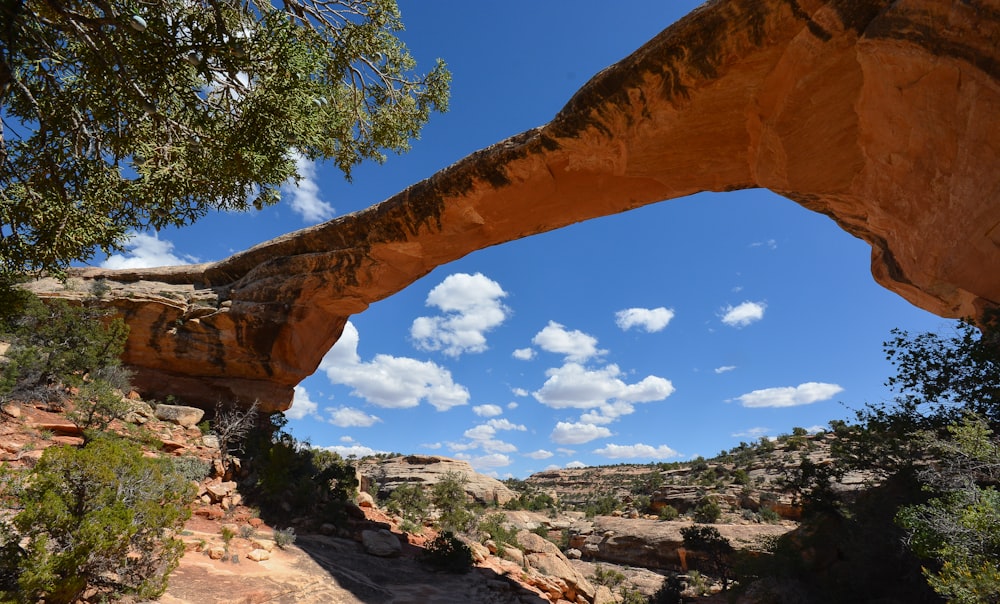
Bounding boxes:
[28,0,1000,412]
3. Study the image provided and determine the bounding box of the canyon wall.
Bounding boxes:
[28,0,1000,411]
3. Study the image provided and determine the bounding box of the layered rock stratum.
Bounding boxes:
[27,0,1000,411]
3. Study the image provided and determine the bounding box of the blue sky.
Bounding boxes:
[98,1,949,477]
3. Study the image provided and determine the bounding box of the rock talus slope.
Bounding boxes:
[27,0,1000,411]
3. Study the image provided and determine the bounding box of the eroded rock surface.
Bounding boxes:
[27,0,1000,411]
[358,455,517,506]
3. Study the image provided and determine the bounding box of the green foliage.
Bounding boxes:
[502,478,558,512]
[67,377,133,440]
[681,524,734,590]
[0,0,450,282]
[430,471,474,533]
[245,414,358,526]
[648,575,685,604]
[170,455,212,483]
[757,506,781,523]
[619,587,649,604]
[657,504,679,521]
[421,531,473,573]
[583,493,619,518]
[477,512,517,555]
[895,413,1000,603]
[385,483,429,525]
[0,437,193,603]
[0,295,129,404]
[590,564,627,589]
[272,527,297,549]
[692,496,722,523]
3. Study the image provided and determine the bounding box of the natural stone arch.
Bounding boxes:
[27,0,1000,412]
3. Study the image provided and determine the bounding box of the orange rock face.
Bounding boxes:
[28,0,1000,411]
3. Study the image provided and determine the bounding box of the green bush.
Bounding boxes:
[758,506,781,523]
[170,455,212,483]
[431,472,474,533]
[272,527,296,549]
[477,512,517,554]
[0,295,128,405]
[590,564,627,589]
[421,531,473,573]
[658,504,679,521]
[245,414,358,526]
[681,525,734,590]
[692,496,722,523]
[0,437,193,603]
[385,483,430,525]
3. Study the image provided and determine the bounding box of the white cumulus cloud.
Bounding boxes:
[721,301,766,327]
[411,273,509,357]
[525,449,554,460]
[615,307,675,332]
[532,321,606,362]
[593,443,680,459]
[565,460,587,469]
[732,382,844,408]
[534,363,675,410]
[286,385,321,420]
[457,453,512,471]
[282,151,335,223]
[512,347,535,360]
[319,444,384,458]
[102,232,197,269]
[714,365,737,374]
[550,421,612,445]
[473,404,503,417]
[326,406,381,428]
[320,321,469,411]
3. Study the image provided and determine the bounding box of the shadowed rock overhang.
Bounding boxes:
[27,0,1000,412]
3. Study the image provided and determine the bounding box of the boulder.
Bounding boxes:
[361,529,402,558]
[154,404,204,428]
[246,549,270,562]
[516,530,596,603]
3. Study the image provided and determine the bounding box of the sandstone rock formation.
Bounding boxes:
[27,0,1000,411]
[358,455,518,506]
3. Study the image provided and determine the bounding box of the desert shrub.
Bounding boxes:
[385,483,430,525]
[478,512,517,554]
[619,587,648,604]
[648,574,685,604]
[590,564,627,589]
[689,456,709,473]
[692,496,722,523]
[170,455,212,483]
[272,527,296,549]
[583,493,619,518]
[421,531,473,573]
[681,525,734,590]
[658,504,679,521]
[0,295,128,405]
[211,400,259,471]
[245,414,358,526]
[758,506,781,523]
[66,377,134,440]
[0,437,193,603]
[430,471,474,533]
[894,413,1000,603]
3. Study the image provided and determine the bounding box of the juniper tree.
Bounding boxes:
[0,0,449,281]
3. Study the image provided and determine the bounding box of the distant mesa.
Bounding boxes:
[28,0,1000,412]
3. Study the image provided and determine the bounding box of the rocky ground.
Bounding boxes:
[0,397,806,603]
